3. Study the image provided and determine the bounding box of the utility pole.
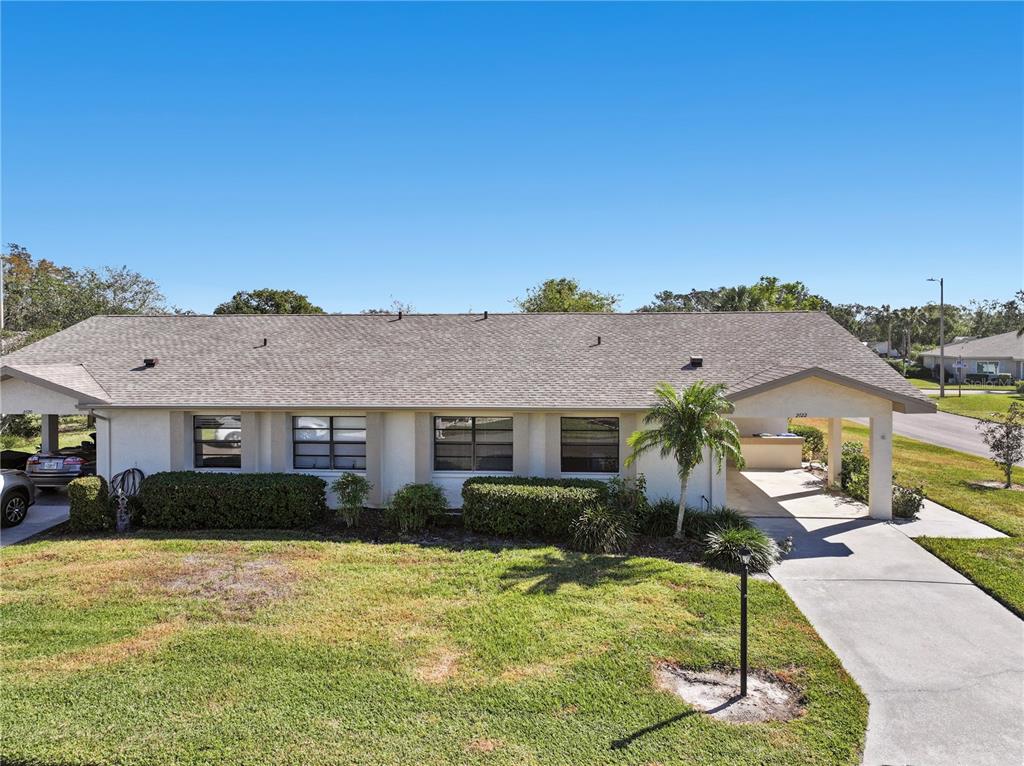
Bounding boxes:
[928,277,945,398]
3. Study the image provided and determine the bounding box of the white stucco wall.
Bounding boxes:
[0,377,82,415]
[381,411,416,502]
[97,409,173,479]
[730,417,789,437]
[731,376,892,419]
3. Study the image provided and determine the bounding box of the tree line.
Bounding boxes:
[3,243,1021,356]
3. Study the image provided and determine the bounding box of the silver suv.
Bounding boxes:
[0,470,37,527]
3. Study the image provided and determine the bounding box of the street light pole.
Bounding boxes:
[738,545,752,697]
[928,277,945,398]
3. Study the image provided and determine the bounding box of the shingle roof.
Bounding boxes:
[3,363,110,404]
[1,312,933,412]
[919,331,1024,361]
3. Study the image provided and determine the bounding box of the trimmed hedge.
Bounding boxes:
[68,476,113,532]
[462,477,608,540]
[138,472,327,529]
[788,424,824,462]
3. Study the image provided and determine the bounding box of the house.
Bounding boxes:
[919,330,1024,382]
[0,311,934,519]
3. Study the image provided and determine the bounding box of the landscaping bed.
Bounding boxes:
[0,534,867,766]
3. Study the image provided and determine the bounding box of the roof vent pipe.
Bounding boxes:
[690,355,703,368]
[143,358,158,368]
[483,310,488,320]
[397,311,403,320]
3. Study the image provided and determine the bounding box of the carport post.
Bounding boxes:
[868,413,893,520]
[40,414,59,454]
[826,417,842,488]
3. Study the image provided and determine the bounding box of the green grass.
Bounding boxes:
[915,537,1024,618]
[933,393,1024,421]
[907,377,1016,392]
[0,535,867,766]
[3,429,93,453]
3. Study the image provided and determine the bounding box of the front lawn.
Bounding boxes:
[933,392,1024,421]
[0,534,867,766]
[916,537,1024,618]
[907,377,1016,392]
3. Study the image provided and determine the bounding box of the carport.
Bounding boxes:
[725,367,935,520]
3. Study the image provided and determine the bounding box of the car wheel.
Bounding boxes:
[1,491,29,527]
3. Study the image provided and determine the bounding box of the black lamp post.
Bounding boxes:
[738,544,752,697]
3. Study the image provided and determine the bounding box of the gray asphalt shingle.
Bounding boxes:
[2,312,932,410]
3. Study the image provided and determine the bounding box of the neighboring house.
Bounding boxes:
[0,312,934,519]
[864,340,900,358]
[919,330,1024,382]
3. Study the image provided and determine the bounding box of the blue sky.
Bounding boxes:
[2,2,1021,313]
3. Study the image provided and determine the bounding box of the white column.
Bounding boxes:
[168,412,188,470]
[869,411,893,520]
[266,412,288,471]
[365,413,383,506]
[40,414,59,453]
[413,412,432,484]
[512,414,530,476]
[619,413,637,478]
[544,414,561,477]
[95,414,111,480]
[240,411,260,472]
[827,417,842,488]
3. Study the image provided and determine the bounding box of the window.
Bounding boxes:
[561,416,619,473]
[194,415,242,468]
[434,416,513,471]
[976,361,999,375]
[292,416,367,470]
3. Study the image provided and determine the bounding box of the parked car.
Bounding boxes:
[25,434,97,489]
[0,469,36,527]
[0,450,33,471]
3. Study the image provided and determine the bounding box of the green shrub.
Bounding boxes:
[570,503,635,553]
[840,441,870,502]
[388,483,447,533]
[893,483,925,519]
[331,473,372,528]
[1016,381,1024,395]
[138,472,327,529]
[681,506,752,540]
[461,477,607,540]
[639,497,678,537]
[702,525,783,574]
[788,424,824,462]
[67,476,113,532]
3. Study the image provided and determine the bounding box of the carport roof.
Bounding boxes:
[0,312,935,413]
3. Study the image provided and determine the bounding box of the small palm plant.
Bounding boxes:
[625,381,744,538]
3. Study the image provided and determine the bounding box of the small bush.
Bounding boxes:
[702,525,783,574]
[893,483,925,519]
[462,477,607,540]
[639,497,678,537]
[681,506,752,540]
[388,483,447,533]
[789,424,824,462]
[840,441,870,502]
[994,373,1013,386]
[331,473,372,528]
[138,472,327,529]
[67,476,113,532]
[1016,381,1024,395]
[571,503,634,553]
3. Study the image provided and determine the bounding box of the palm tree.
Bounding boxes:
[625,381,745,538]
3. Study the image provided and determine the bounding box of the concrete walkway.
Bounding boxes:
[732,470,1023,766]
[0,490,69,547]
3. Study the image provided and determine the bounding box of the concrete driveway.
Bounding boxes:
[852,411,1024,466]
[0,490,69,547]
[734,471,1023,766]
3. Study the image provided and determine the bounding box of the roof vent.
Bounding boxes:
[143,357,159,368]
[689,355,703,368]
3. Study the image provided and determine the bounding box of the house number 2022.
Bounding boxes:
[794,412,808,418]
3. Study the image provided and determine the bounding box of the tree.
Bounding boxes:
[624,381,744,538]
[636,276,826,314]
[976,403,1024,489]
[361,299,414,315]
[2,243,168,340]
[213,289,324,315]
[515,278,619,313]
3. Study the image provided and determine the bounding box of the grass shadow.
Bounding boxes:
[499,551,668,594]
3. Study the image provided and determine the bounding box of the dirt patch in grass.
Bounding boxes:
[654,662,805,723]
[970,481,1024,492]
[162,553,296,616]
[466,738,502,753]
[415,648,461,684]
[26,618,185,673]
